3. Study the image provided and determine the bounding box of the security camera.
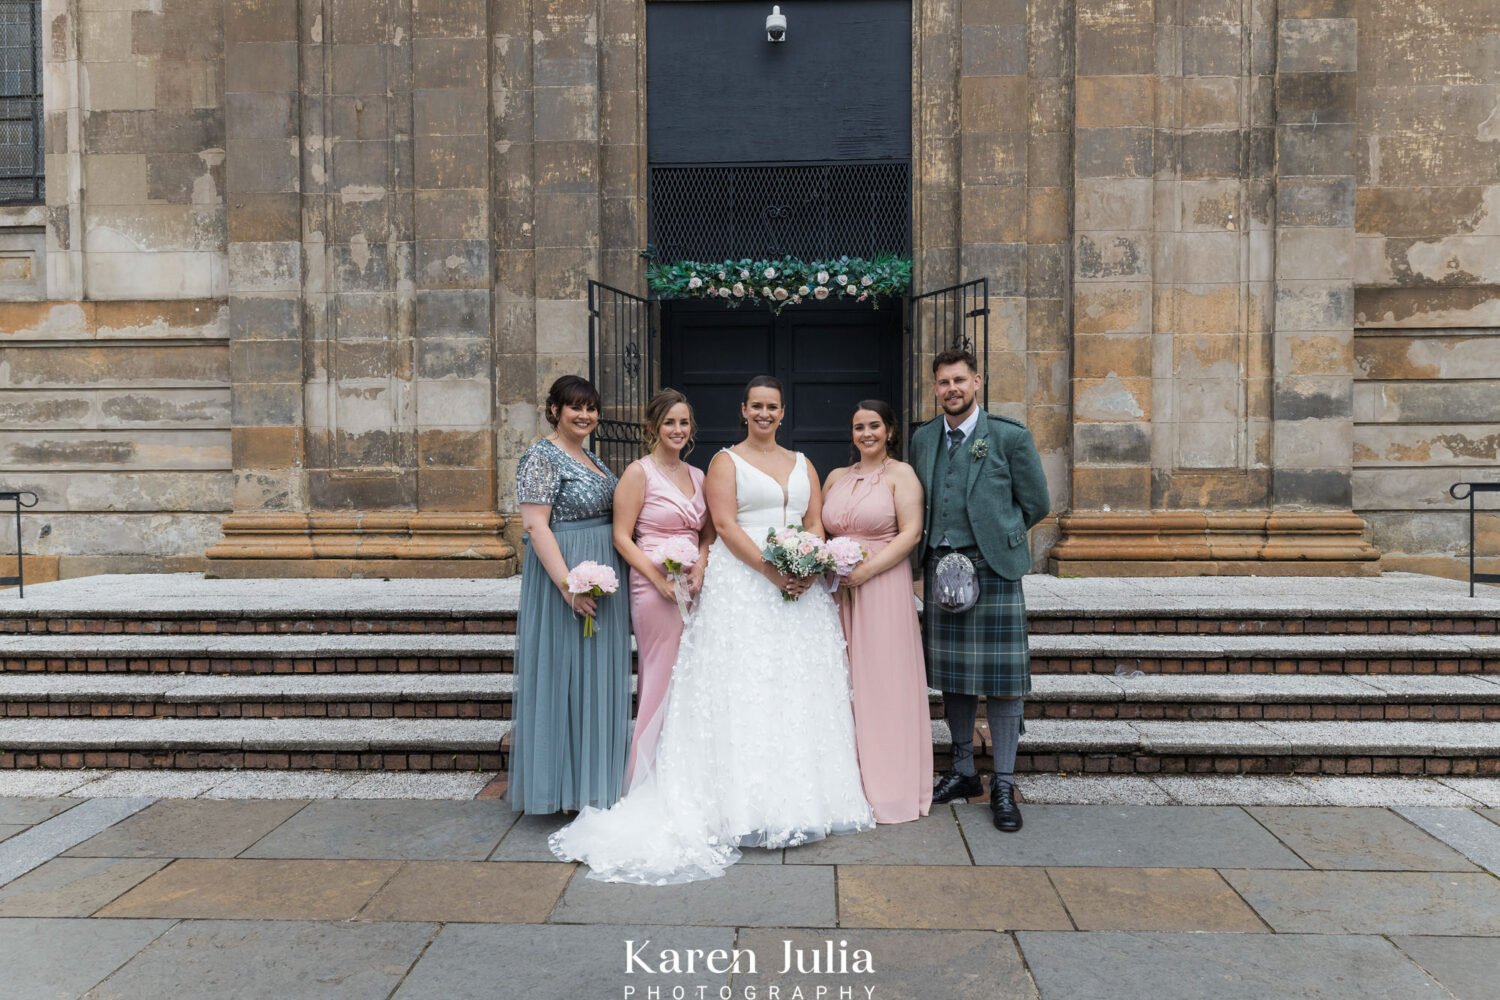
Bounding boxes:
[766,5,786,41]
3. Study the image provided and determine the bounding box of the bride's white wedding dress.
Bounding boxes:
[549,449,874,884]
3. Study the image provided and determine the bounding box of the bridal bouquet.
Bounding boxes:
[762,527,835,602]
[649,536,700,622]
[824,536,869,598]
[565,561,619,638]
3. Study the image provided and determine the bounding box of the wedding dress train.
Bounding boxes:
[549,449,874,884]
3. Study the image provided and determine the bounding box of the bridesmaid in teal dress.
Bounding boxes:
[511,375,631,814]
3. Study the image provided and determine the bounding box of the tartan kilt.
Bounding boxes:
[922,554,1031,698]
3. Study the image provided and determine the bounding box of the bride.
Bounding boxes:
[549,375,874,884]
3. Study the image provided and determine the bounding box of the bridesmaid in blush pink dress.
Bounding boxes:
[822,399,933,823]
[612,389,712,788]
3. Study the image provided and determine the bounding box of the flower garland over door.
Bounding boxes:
[645,254,913,315]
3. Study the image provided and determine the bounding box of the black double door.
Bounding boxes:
[661,300,904,478]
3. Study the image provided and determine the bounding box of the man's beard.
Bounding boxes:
[941,393,972,414]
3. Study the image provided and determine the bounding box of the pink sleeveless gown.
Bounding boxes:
[822,464,934,823]
[625,457,707,788]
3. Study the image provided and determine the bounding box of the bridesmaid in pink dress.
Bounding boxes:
[611,389,713,788]
[822,399,933,823]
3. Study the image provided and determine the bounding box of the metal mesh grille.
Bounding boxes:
[649,161,910,261]
[0,1,40,205]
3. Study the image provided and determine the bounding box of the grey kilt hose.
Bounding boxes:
[922,553,1031,698]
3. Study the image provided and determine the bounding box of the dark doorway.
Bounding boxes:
[662,300,903,478]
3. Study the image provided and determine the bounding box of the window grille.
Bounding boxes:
[649,161,910,262]
[0,0,41,204]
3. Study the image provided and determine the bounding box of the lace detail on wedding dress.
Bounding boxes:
[548,449,874,885]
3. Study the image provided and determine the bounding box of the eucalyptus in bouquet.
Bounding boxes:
[564,561,619,638]
[762,526,835,602]
[649,536,700,622]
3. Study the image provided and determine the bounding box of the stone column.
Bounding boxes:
[209,0,512,576]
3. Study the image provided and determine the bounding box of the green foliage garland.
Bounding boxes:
[644,253,913,314]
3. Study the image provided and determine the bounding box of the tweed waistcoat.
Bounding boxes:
[930,428,976,550]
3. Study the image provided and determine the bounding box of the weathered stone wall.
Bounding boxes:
[1352,0,1500,579]
[0,0,228,581]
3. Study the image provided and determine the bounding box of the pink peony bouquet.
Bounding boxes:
[565,560,619,638]
[824,535,869,597]
[649,536,701,621]
[762,526,835,602]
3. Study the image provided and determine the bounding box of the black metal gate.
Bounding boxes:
[905,277,990,434]
[587,281,658,474]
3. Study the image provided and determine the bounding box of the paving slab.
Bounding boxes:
[0,797,153,887]
[489,812,570,862]
[0,770,102,797]
[0,917,175,1000]
[98,858,403,920]
[1016,931,1452,1000]
[1223,870,1500,935]
[393,923,735,1000]
[1394,808,1500,875]
[0,857,167,916]
[1018,775,1172,805]
[732,927,1037,1000]
[336,772,496,799]
[956,805,1308,869]
[1301,777,1490,808]
[83,919,436,1000]
[837,865,1072,930]
[65,799,307,859]
[1047,867,1266,933]
[0,797,79,825]
[0,824,24,844]
[1154,776,1324,806]
[1390,936,1500,1000]
[67,770,239,799]
[360,861,573,923]
[737,846,785,864]
[241,799,516,860]
[1437,779,1500,807]
[783,809,971,865]
[202,772,361,800]
[552,863,838,927]
[1483,808,1500,826]
[1248,807,1478,872]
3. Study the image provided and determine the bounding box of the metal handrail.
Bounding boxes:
[0,490,38,597]
[1449,482,1500,597]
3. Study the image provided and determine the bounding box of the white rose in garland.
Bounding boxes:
[813,285,830,300]
[719,287,731,298]
[761,286,772,298]
[861,275,874,287]
[739,269,750,280]
[688,276,702,289]
[836,273,849,286]
[798,285,810,297]
[764,267,777,279]
[644,253,911,314]
[774,287,789,301]
[732,282,746,297]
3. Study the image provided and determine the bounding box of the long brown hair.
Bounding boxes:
[848,399,901,463]
[642,388,696,459]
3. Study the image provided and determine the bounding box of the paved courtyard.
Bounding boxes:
[0,775,1496,999]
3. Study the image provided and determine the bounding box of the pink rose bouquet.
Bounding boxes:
[565,560,619,638]
[762,526,835,602]
[824,535,869,598]
[649,536,701,621]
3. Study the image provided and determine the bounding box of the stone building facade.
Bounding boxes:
[0,0,1496,581]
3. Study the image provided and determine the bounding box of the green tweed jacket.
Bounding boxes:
[910,407,1052,581]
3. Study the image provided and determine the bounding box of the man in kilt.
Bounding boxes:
[910,349,1051,831]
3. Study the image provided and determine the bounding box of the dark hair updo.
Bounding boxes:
[642,388,695,458]
[544,375,601,427]
[848,399,902,462]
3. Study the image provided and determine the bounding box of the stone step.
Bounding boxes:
[0,717,1493,776]
[4,672,1499,723]
[5,631,1500,676]
[5,573,1499,637]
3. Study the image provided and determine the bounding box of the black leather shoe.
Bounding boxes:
[990,780,1023,832]
[932,770,984,804]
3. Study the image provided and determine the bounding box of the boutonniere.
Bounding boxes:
[971,438,988,461]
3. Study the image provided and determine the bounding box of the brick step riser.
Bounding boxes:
[0,748,1494,777]
[4,700,1495,722]
[6,656,1500,676]
[7,617,1499,637]
[0,701,514,720]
